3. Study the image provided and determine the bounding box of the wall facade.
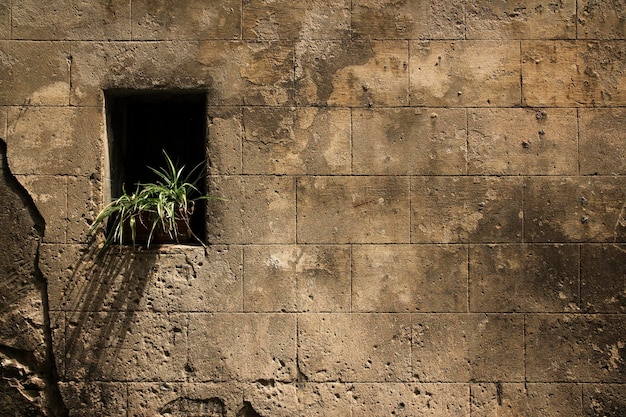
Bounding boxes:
[1,0,626,415]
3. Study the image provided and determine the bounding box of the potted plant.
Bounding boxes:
[89,150,221,249]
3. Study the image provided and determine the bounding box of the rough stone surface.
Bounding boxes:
[187,313,296,383]
[578,0,626,39]
[526,314,626,382]
[1,1,626,415]
[6,106,102,176]
[353,108,467,175]
[580,108,626,175]
[243,107,351,175]
[295,40,409,107]
[298,313,412,382]
[412,176,523,243]
[297,176,410,243]
[352,245,467,312]
[412,314,524,382]
[0,140,66,416]
[12,0,131,41]
[243,0,351,40]
[466,0,576,39]
[243,245,351,313]
[524,176,626,243]
[0,41,70,106]
[522,41,626,107]
[0,2,9,40]
[471,383,583,416]
[581,244,626,313]
[410,40,520,107]
[208,175,296,244]
[352,0,465,40]
[583,383,626,416]
[470,244,580,312]
[70,41,295,107]
[468,108,578,175]
[132,0,241,40]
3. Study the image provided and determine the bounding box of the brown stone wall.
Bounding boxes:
[1,0,626,415]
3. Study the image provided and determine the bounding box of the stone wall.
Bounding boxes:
[1,0,626,416]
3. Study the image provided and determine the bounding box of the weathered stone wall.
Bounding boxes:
[1,0,626,415]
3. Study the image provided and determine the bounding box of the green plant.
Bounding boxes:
[89,150,221,249]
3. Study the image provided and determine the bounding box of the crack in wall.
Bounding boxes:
[0,138,68,417]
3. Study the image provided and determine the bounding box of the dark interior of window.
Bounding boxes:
[105,90,207,243]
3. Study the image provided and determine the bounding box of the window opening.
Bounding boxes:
[105,90,207,243]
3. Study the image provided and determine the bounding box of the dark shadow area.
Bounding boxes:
[60,244,158,383]
[0,138,68,416]
[105,90,208,242]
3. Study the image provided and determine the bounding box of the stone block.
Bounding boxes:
[187,313,296,382]
[583,384,626,416]
[127,383,184,417]
[243,0,350,40]
[526,314,626,382]
[296,383,353,416]
[298,313,412,382]
[581,244,626,313]
[470,244,580,312]
[207,175,296,244]
[466,0,576,39]
[148,247,243,313]
[12,0,131,40]
[297,176,410,244]
[0,106,6,139]
[0,2,8,39]
[243,381,299,417]
[196,41,294,106]
[244,245,350,313]
[352,0,465,40]
[524,176,626,243]
[350,383,470,417]
[128,382,243,417]
[352,244,468,312]
[243,107,351,175]
[522,41,626,106]
[352,108,467,175]
[64,311,188,382]
[579,0,626,39]
[412,176,523,243]
[6,106,102,176]
[468,108,578,175]
[40,244,159,312]
[243,245,298,312]
[15,175,67,243]
[295,40,409,106]
[49,311,65,379]
[413,314,524,382]
[0,41,70,105]
[410,41,520,107]
[471,383,583,416]
[59,382,127,417]
[295,245,351,313]
[70,41,294,107]
[41,244,243,313]
[207,106,243,175]
[132,0,241,40]
[67,176,100,244]
[580,109,626,175]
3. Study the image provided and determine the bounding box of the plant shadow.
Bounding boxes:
[58,243,161,382]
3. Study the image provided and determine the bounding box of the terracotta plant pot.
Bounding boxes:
[123,212,191,245]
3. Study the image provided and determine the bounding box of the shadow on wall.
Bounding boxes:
[0,138,68,417]
[51,245,159,383]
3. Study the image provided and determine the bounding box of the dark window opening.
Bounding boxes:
[105,90,207,243]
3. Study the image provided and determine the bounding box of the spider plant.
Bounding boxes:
[89,150,222,249]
